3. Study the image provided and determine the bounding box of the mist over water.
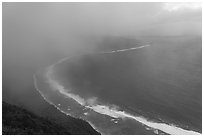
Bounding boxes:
[34,37,201,134]
[3,2,202,135]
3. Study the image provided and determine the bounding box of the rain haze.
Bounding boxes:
[2,2,202,135]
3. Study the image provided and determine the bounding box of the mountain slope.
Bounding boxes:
[2,101,100,135]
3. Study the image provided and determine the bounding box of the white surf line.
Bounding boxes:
[45,67,86,106]
[35,44,200,135]
[45,68,201,135]
[32,44,151,135]
[33,74,102,135]
[42,44,151,105]
[86,105,201,135]
[46,44,151,70]
[103,44,150,54]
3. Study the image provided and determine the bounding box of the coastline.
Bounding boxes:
[33,45,201,135]
[33,74,102,135]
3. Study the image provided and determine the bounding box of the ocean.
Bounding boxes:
[34,36,201,135]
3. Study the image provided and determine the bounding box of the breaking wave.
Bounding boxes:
[34,45,201,135]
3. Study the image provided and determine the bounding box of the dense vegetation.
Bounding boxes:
[2,101,100,135]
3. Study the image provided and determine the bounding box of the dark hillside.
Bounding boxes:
[2,101,100,135]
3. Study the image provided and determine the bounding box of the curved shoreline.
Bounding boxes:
[33,45,201,135]
[33,74,102,134]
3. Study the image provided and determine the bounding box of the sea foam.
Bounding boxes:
[36,45,201,135]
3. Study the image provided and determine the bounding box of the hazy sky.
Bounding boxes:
[2,2,202,110]
[3,2,202,61]
[3,2,202,37]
